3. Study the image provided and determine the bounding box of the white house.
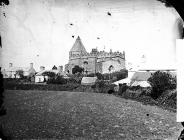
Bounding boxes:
[3,63,36,78]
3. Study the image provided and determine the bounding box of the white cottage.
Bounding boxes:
[3,63,36,78]
[35,66,68,83]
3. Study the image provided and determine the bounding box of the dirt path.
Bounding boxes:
[0,90,182,139]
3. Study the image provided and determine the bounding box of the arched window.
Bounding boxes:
[83,61,88,74]
[83,61,88,65]
[108,65,114,72]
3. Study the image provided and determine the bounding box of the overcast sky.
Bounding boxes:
[0,0,183,71]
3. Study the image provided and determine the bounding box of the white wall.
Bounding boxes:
[102,60,124,74]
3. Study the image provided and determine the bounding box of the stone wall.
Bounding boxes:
[101,60,125,74]
[65,48,126,74]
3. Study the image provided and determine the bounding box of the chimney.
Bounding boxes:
[58,66,63,72]
[9,63,13,68]
[40,66,45,71]
[30,63,33,68]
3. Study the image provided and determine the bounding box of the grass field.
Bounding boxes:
[0,90,182,139]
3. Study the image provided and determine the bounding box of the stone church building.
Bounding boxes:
[65,36,126,74]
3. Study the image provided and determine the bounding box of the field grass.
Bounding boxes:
[0,90,182,139]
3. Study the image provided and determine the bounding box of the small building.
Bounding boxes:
[113,71,152,91]
[113,71,135,86]
[35,66,48,83]
[81,77,98,86]
[35,66,68,83]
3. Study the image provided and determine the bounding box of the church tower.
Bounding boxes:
[69,36,87,58]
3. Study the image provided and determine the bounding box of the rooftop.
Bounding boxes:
[70,36,87,53]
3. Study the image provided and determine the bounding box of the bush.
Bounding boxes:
[118,84,128,96]
[67,77,78,84]
[148,71,176,99]
[47,76,67,85]
[16,69,24,78]
[68,75,83,84]
[91,80,116,93]
[116,69,128,81]
[156,89,176,109]
[42,71,56,78]
[72,65,84,74]
[4,82,79,91]
[95,73,104,80]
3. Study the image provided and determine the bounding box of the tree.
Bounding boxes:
[16,69,24,79]
[72,65,84,74]
[95,72,104,80]
[148,71,176,99]
[42,71,56,78]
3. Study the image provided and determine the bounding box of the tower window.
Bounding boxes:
[83,61,88,64]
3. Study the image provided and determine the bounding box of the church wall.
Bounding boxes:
[65,36,126,74]
[86,57,96,73]
[66,56,126,74]
[101,60,125,74]
[96,62,102,73]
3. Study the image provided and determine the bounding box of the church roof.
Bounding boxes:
[70,36,87,53]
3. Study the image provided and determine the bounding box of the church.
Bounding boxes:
[65,36,126,74]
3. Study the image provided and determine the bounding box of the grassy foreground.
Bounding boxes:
[0,90,182,139]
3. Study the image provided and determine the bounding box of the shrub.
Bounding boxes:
[116,69,128,80]
[148,71,176,99]
[67,77,80,84]
[107,84,116,94]
[92,80,116,93]
[42,71,56,78]
[103,73,110,80]
[95,72,104,80]
[4,82,79,91]
[16,69,24,79]
[156,89,176,109]
[92,80,107,93]
[72,65,84,74]
[47,76,67,85]
[118,83,128,96]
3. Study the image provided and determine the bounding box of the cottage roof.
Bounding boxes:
[131,81,151,87]
[70,36,87,53]
[131,72,152,81]
[113,78,131,86]
[113,71,135,86]
[36,70,58,76]
[81,77,98,86]
[6,67,31,72]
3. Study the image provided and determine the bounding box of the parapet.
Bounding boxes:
[69,49,125,60]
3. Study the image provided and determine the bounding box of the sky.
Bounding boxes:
[0,0,183,71]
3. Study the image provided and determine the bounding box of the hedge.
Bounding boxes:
[4,83,80,91]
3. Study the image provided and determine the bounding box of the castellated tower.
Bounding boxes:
[65,36,126,74]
